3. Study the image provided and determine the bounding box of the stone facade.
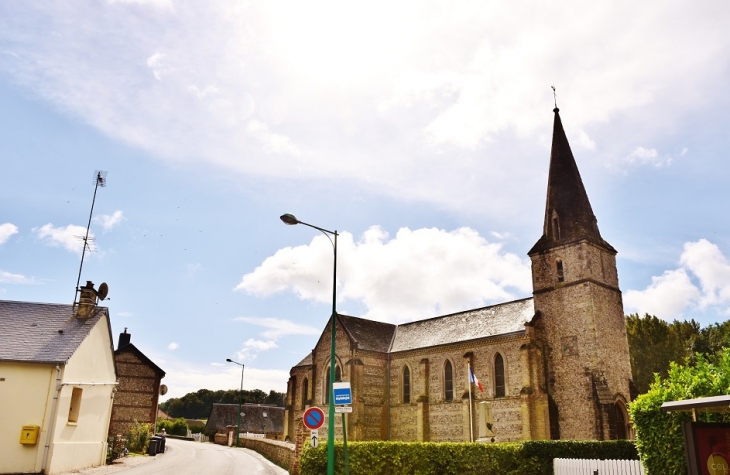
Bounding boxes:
[108,330,165,437]
[283,108,633,443]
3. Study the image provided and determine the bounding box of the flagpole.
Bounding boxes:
[467,362,474,442]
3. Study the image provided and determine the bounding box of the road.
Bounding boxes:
[60,438,290,475]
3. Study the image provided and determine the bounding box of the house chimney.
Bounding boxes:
[75,281,97,319]
[118,328,131,349]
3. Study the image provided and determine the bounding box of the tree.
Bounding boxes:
[625,313,702,393]
[160,388,286,419]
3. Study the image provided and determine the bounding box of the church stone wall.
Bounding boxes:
[532,240,632,440]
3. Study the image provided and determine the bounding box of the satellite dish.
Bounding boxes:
[97,282,109,301]
[159,384,168,396]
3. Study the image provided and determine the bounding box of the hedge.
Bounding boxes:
[629,351,730,475]
[300,440,638,475]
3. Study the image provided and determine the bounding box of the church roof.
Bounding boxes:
[529,108,615,255]
[293,352,313,367]
[338,314,396,353]
[389,297,534,352]
[0,300,111,364]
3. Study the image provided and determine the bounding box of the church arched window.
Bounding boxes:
[494,353,506,397]
[403,366,411,404]
[301,377,309,410]
[444,360,454,402]
[556,259,564,282]
[324,364,341,404]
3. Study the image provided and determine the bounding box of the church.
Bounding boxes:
[283,107,634,443]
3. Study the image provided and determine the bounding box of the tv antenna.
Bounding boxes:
[73,170,107,306]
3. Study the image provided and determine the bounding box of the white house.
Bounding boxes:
[0,283,117,474]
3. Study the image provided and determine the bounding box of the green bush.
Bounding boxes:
[630,351,730,475]
[300,439,637,475]
[157,417,189,436]
[126,421,152,454]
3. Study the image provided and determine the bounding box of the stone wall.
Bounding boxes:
[531,239,632,440]
[109,349,162,437]
[239,437,295,472]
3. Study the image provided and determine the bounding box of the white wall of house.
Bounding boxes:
[46,316,117,474]
[0,362,57,474]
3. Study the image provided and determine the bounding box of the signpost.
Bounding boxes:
[335,406,353,413]
[310,430,319,448]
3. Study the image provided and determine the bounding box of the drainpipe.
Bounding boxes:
[101,386,117,465]
[41,365,62,474]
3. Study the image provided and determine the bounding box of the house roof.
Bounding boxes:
[0,300,111,364]
[529,108,615,255]
[338,314,396,353]
[204,403,284,435]
[389,297,535,352]
[115,342,166,377]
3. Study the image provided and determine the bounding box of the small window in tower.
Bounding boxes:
[552,216,561,240]
[68,387,82,423]
[556,260,564,282]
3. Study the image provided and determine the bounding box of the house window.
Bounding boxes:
[301,378,309,410]
[68,387,83,423]
[444,360,454,402]
[556,259,564,282]
[403,366,411,404]
[494,354,506,397]
[324,365,341,404]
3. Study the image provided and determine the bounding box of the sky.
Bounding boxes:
[1,1,730,401]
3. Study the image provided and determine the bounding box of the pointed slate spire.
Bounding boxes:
[529,108,615,255]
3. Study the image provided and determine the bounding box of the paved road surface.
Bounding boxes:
[58,439,289,475]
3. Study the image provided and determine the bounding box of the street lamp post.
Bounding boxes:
[280,213,338,475]
[226,358,245,448]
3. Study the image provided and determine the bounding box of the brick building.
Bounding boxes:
[108,329,165,437]
[283,107,634,443]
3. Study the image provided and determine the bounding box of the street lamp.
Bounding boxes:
[226,358,245,447]
[280,213,338,475]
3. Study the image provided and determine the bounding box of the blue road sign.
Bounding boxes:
[333,382,352,405]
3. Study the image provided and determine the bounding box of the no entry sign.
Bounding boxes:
[302,407,325,430]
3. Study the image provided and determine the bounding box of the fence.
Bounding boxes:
[188,432,209,443]
[554,458,645,475]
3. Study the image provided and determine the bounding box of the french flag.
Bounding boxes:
[469,368,484,392]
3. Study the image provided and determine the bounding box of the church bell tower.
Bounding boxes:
[528,108,633,440]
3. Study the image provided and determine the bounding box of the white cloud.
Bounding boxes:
[95,210,124,231]
[168,342,179,350]
[0,223,18,244]
[243,339,278,351]
[237,226,531,323]
[234,317,320,340]
[0,270,35,284]
[625,239,730,320]
[1,1,727,217]
[624,269,700,319]
[625,146,673,167]
[35,223,93,254]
